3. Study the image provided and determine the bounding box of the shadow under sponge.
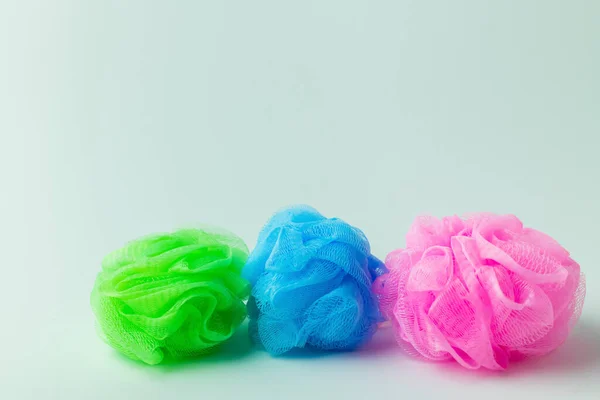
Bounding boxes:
[243,205,386,355]
[90,228,250,365]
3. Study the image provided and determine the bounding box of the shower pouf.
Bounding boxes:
[243,205,386,355]
[90,227,250,365]
[375,214,586,370]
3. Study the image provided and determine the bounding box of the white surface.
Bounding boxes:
[2,1,599,399]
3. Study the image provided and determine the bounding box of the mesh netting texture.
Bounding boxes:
[375,214,586,370]
[243,205,386,355]
[90,228,250,365]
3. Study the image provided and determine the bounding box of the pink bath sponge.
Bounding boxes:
[375,214,585,370]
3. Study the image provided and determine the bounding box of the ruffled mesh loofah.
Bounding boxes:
[90,228,250,365]
[375,214,586,370]
[243,205,386,355]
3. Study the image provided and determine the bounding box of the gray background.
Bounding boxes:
[2,0,599,399]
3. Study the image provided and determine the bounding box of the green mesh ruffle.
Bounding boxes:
[90,228,250,365]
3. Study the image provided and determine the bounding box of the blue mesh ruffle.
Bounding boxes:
[243,205,386,355]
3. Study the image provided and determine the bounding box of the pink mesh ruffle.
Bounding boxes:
[375,214,585,370]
